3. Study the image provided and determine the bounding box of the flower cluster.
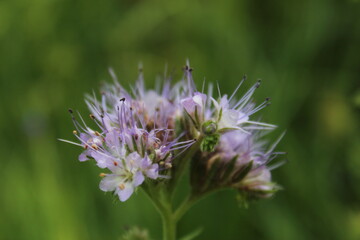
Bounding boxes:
[61,62,284,203]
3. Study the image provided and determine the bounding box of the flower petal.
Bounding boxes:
[117,183,134,202]
[99,174,120,192]
[79,152,89,162]
[133,171,145,187]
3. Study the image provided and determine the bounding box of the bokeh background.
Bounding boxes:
[1,0,360,239]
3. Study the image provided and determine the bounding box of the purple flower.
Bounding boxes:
[99,152,157,201]
[61,62,285,204]
[180,92,207,117]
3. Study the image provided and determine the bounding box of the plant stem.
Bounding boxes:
[174,196,196,222]
[174,189,220,221]
[161,209,177,240]
[142,184,177,240]
[142,136,209,240]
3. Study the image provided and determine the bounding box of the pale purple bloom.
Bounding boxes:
[61,66,196,202]
[215,130,285,197]
[100,152,157,201]
[238,166,274,193]
[61,62,284,204]
[180,92,207,117]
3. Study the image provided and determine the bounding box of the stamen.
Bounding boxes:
[246,98,271,116]
[229,74,246,102]
[234,80,261,110]
[58,138,83,147]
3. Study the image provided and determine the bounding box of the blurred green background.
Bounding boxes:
[1,0,360,239]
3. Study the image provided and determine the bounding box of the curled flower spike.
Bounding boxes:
[60,62,285,207]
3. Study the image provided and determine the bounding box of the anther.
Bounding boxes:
[95,131,101,136]
[255,80,262,88]
[99,173,107,177]
[120,98,125,102]
[265,97,271,101]
[165,163,172,169]
[113,161,118,166]
[119,184,125,190]
[72,130,78,135]
[159,161,165,166]
[91,144,98,150]
[68,108,73,114]
[89,114,95,120]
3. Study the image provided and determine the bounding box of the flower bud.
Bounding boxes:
[200,133,220,152]
[202,120,218,135]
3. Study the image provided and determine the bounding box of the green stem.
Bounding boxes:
[161,208,177,240]
[141,183,167,215]
[141,135,212,240]
[142,184,177,240]
[173,194,201,222]
[174,189,221,221]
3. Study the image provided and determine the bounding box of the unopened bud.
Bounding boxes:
[202,121,218,135]
[200,133,220,152]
